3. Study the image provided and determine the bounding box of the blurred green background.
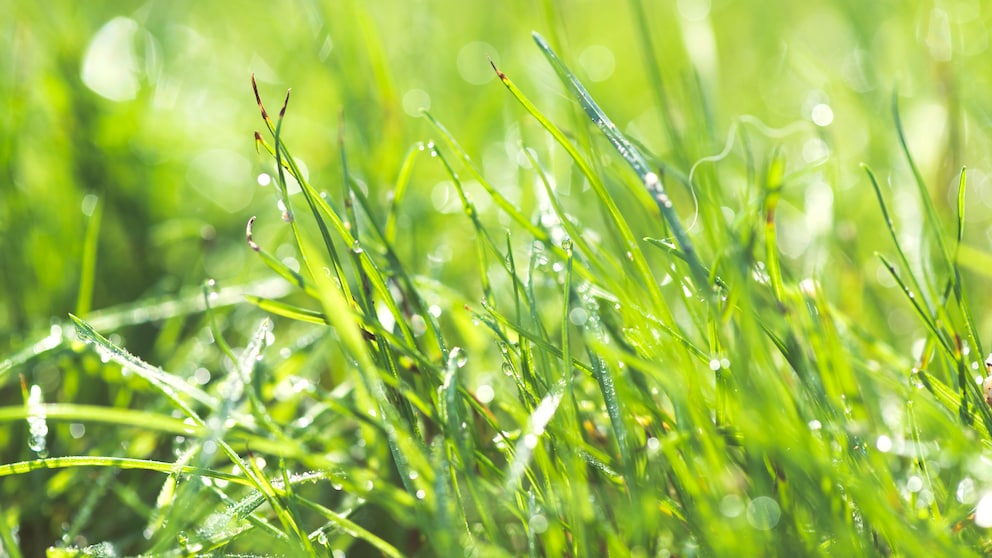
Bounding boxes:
[5,0,992,347]
[5,0,992,552]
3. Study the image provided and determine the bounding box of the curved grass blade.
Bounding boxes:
[950,168,984,360]
[489,57,670,313]
[245,296,329,325]
[69,314,217,413]
[246,216,316,297]
[530,31,710,293]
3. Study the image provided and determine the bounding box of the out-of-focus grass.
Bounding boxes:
[5,0,992,555]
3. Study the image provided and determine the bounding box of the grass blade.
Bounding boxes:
[530,31,710,293]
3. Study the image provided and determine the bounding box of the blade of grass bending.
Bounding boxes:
[862,164,933,312]
[430,144,495,302]
[385,142,426,244]
[874,255,954,356]
[0,455,251,484]
[521,142,627,294]
[255,102,423,354]
[488,58,669,313]
[762,150,786,303]
[75,195,102,317]
[627,0,686,166]
[245,296,329,325]
[296,497,403,558]
[69,314,216,412]
[246,216,316,297]
[530,31,711,294]
[253,78,354,308]
[0,501,22,558]
[421,111,548,242]
[951,168,984,359]
[892,93,955,279]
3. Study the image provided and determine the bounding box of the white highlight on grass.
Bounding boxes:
[476,384,495,404]
[805,180,834,235]
[720,494,744,518]
[811,103,834,126]
[402,89,431,117]
[876,435,892,453]
[81,194,99,217]
[976,492,992,527]
[646,437,660,452]
[956,478,976,504]
[746,496,781,530]
[257,172,272,186]
[529,514,549,534]
[81,17,141,102]
[456,41,498,85]
[677,0,711,21]
[906,475,924,493]
[69,422,86,439]
[505,390,563,491]
[578,45,615,82]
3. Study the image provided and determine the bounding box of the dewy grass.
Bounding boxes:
[6,9,992,557]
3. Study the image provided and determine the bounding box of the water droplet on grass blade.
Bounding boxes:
[448,347,468,369]
[26,385,48,457]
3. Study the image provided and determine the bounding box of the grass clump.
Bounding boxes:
[4,2,992,556]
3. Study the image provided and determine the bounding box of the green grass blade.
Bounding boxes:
[244,295,329,325]
[489,55,670,313]
[69,314,217,413]
[530,31,710,293]
[75,195,102,317]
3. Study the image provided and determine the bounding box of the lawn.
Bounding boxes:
[4,1,992,556]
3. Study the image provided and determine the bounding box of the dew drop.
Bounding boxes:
[26,384,48,457]
[449,347,468,369]
[957,477,976,504]
[502,362,515,376]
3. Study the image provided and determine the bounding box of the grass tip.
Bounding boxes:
[489,58,506,80]
[279,89,291,118]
